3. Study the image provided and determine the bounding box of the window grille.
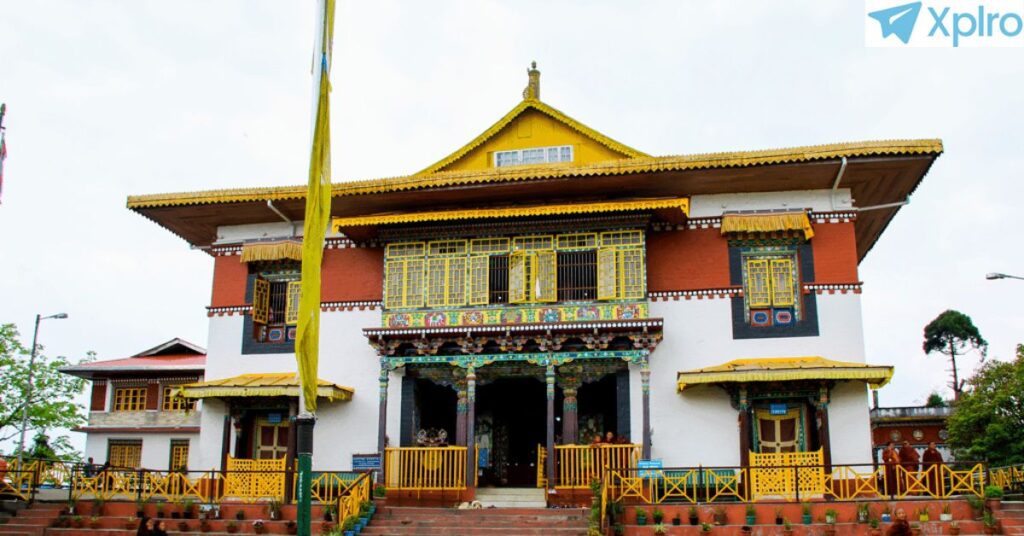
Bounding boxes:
[162,386,194,412]
[385,258,424,308]
[744,256,797,308]
[488,255,509,304]
[108,440,142,469]
[493,145,573,168]
[470,238,510,254]
[113,387,147,412]
[169,440,189,471]
[597,247,646,300]
[557,250,597,301]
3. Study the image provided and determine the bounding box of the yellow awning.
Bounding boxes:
[721,211,814,240]
[179,373,353,402]
[239,240,303,263]
[331,198,689,230]
[677,356,893,392]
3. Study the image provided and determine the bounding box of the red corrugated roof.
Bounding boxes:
[75,354,206,368]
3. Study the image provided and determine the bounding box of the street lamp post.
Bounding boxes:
[986,272,1024,281]
[16,312,68,466]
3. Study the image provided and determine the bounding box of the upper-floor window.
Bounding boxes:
[251,264,301,343]
[383,230,645,310]
[112,387,147,412]
[742,252,800,327]
[162,385,195,412]
[493,145,573,168]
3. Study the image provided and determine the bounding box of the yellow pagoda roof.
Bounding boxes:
[179,373,354,401]
[676,356,893,392]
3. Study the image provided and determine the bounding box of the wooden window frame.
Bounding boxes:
[169,439,190,471]
[112,387,147,412]
[161,385,195,412]
[107,440,143,469]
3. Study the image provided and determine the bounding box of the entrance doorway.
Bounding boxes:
[476,377,546,487]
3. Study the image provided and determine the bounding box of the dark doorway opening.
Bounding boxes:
[414,379,456,445]
[476,377,546,487]
[577,374,622,444]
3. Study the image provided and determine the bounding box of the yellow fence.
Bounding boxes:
[383,446,467,491]
[554,444,640,489]
[750,449,825,500]
[989,465,1022,490]
[223,456,286,501]
[895,464,986,499]
[536,445,547,488]
[336,472,373,524]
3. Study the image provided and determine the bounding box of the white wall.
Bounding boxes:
[84,432,200,471]
[688,189,853,218]
[826,381,873,465]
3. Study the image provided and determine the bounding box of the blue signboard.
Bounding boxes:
[770,403,788,415]
[352,453,382,471]
[637,459,663,479]
[266,413,283,424]
[477,448,489,468]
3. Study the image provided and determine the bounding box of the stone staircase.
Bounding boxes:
[474,488,547,508]
[361,505,589,536]
[998,501,1024,536]
[0,502,63,536]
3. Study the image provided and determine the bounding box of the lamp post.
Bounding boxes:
[986,272,1024,281]
[16,312,68,466]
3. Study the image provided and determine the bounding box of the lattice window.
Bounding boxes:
[385,258,425,309]
[597,247,646,300]
[428,240,467,257]
[509,250,556,303]
[284,281,301,324]
[252,278,270,324]
[112,387,147,412]
[600,230,644,247]
[426,257,467,307]
[386,242,425,258]
[557,233,597,250]
[169,440,190,471]
[493,145,573,168]
[770,259,795,306]
[468,256,489,305]
[512,235,554,251]
[746,259,771,307]
[470,238,510,254]
[744,256,797,308]
[108,440,142,468]
[162,386,195,412]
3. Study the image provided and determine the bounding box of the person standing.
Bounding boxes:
[899,441,921,494]
[922,442,944,497]
[882,441,901,496]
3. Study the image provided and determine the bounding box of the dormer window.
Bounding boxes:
[494,145,573,168]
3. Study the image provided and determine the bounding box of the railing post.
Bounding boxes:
[68,464,76,507]
[794,465,800,503]
[137,469,144,504]
[29,461,39,504]
[697,464,704,503]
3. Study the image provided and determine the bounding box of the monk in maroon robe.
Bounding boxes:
[882,441,901,496]
[900,441,921,494]
[922,441,944,497]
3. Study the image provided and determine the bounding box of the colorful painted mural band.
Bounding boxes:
[382,302,647,328]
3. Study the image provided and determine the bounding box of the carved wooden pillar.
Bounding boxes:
[562,386,579,445]
[377,364,389,454]
[738,386,751,469]
[455,377,468,447]
[816,384,833,472]
[545,363,556,490]
[640,360,652,459]
[465,366,477,489]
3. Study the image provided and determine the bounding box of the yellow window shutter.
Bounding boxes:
[619,248,645,299]
[597,248,618,300]
[509,251,529,304]
[534,250,557,302]
[468,256,489,305]
[404,259,425,308]
[252,277,270,324]
[384,259,404,309]
[447,258,467,306]
[746,259,771,307]
[426,258,448,307]
[284,280,301,324]
[770,258,796,306]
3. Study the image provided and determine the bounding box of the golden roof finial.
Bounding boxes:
[522,61,540,100]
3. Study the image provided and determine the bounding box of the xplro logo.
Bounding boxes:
[866,0,1024,47]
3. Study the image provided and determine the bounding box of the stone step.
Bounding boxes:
[379,507,586,517]
[371,518,589,528]
[361,528,587,536]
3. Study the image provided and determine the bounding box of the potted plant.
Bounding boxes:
[199,519,211,533]
[183,499,196,519]
[941,502,954,522]
[252,519,266,535]
[135,497,146,517]
[740,526,752,536]
[178,520,191,532]
[782,518,794,536]
[225,520,238,534]
[713,506,727,525]
[171,499,182,519]
[156,503,166,519]
[824,518,837,536]
[323,504,336,522]
[672,513,681,526]
[373,484,386,498]
[869,518,882,536]
[825,508,838,525]
[949,520,961,536]
[342,515,357,536]
[320,522,334,535]
[89,516,102,529]
[654,524,668,535]
[858,503,871,523]
[71,515,84,528]
[801,502,812,525]
[125,516,139,530]
[652,508,665,525]
[286,520,298,535]
[881,504,892,523]
[910,522,921,536]
[918,506,930,522]
[745,504,757,525]
[235,508,246,521]
[700,522,713,534]
[688,505,699,525]
[775,506,784,525]
[613,523,624,535]
[636,507,648,526]
[986,485,1005,512]
[982,510,999,535]
[91,497,105,516]
[268,497,282,520]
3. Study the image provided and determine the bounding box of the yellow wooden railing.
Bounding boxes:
[292,470,360,503]
[894,464,986,499]
[536,444,547,488]
[749,449,825,500]
[555,444,640,489]
[990,464,1024,492]
[383,446,467,491]
[223,456,286,501]
[336,471,373,525]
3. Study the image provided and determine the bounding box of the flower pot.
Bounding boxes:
[911,528,922,536]
[776,517,784,525]
[940,514,953,522]
[672,518,681,526]
[870,529,882,536]
[802,514,812,525]
[343,532,354,536]
[689,517,699,526]
[882,514,892,523]
[746,515,756,525]
[988,500,1002,513]
[783,530,794,536]
[920,516,930,523]
[826,515,837,524]
[178,521,190,532]
[638,517,647,526]
[983,527,997,535]
[824,527,837,536]
[949,528,961,536]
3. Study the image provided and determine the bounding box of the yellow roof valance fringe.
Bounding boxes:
[240,240,304,263]
[676,356,893,392]
[332,198,689,230]
[721,211,814,240]
[179,373,353,402]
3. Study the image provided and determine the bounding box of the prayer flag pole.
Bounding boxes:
[295,1,334,535]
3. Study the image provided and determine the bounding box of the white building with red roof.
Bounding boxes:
[60,338,205,471]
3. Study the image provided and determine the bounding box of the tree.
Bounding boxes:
[923,310,987,401]
[946,344,1024,466]
[925,392,947,408]
[0,323,90,452]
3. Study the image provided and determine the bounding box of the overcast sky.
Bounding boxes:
[1,1,1021,451]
